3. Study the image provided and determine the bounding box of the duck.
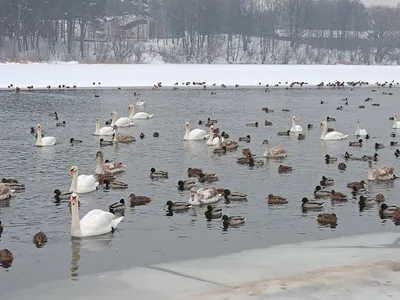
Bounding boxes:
[320,176,334,186]
[109,199,126,214]
[1,179,24,191]
[70,138,82,144]
[99,138,113,147]
[395,149,400,158]
[0,249,14,263]
[188,187,220,205]
[316,213,338,226]
[69,165,99,194]
[222,215,245,226]
[238,135,251,142]
[290,116,303,132]
[198,172,219,183]
[347,180,366,189]
[349,139,363,147]
[56,121,66,127]
[140,133,145,139]
[212,134,238,151]
[113,125,135,143]
[187,168,202,177]
[363,153,379,161]
[95,151,126,175]
[35,124,56,146]
[277,130,290,136]
[165,200,191,211]
[94,118,113,136]
[278,165,292,173]
[150,167,168,179]
[221,131,230,138]
[358,195,375,210]
[183,122,206,141]
[153,132,160,137]
[325,154,337,162]
[379,203,399,217]
[308,124,314,129]
[213,146,227,154]
[338,162,347,170]
[320,121,348,140]
[128,104,153,119]
[314,185,331,198]
[103,179,128,190]
[376,194,385,202]
[128,194,151,206]
[177,179,196,191]
[351,185,367,196]
[267,194,288,204]
[330,190,347,201]
[223,189,247,201]
[393,114,400,128]
[368,160,397,181]
[32,231,48,247]
[110,110,135,127]
[390,141,398,146]
[0,221,3,234]
[246,122,259,127]
[301,197,324,210]
[207,118,217,124]
[327,116,336,122]
[69,193,123,237]
[237,155,252,165]
[375,143,384,149]
[53,189,72,201]
[355,120,368,136]
[297,133,306,140]
[262,139,288,158]
[204,205,222,219]
[0,183,13,200]
[265,120,273,126]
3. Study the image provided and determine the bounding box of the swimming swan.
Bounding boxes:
[188,187,220,205]
[111,111,135,127]
[35,124,56,146]
[320,121,348,140]
[70,193,123,237]
[183,122,206,141]
[393,114,400,129]
[262,139,288,158]
[355,120,368,136]
[368,160,396,181]
[290,116,303,132]
[69,165,99,194]
[95,151,125,175]
[94,118,113,136]
[128,105,153,119]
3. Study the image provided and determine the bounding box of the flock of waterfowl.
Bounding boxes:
[1,84,400,269]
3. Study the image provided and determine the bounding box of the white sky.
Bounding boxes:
[361,0,400,6]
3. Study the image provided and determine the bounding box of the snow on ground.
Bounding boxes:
[0,63,400,89]
[4,232,400,300]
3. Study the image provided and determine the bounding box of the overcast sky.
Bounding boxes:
[362,0,400,6]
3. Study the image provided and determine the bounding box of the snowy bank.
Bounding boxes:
[4,232,400,300]
[1,63,400,89]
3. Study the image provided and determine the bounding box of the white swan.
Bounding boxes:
[368,160,396,181]
[393,114,400,129]
[94,118,113,136]
[320,121,348,140]
[35,124,56,146]
[188,187,220,205]
[135,100,147,107]
[212,134,238,149]
[262,139,288,158]
[183,122,207,141]
[290,116,303,132]
[95,151,125,175]
[206,125,223,146]
[69,165,99,194]
[111,111,135,127]
[70,193,123,237]
[355,120,368,136]
[128,105,153,119]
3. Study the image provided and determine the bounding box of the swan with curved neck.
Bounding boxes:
[36,124,56,146]
[94,118,113,136]
[206,125,223,146]
[111,111,134,127]
[368,160,396,181]
[183,122,206,141]
[128,105,154,119]
[69,165,99,194]
[95,151,125,175]
[262,139,287,158]
[320,121,348,140]
[70,193,123,238]
[355,120,368,136]
[393,114,400,129]
[290,116,303,132]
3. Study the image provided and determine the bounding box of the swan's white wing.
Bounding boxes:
[77,175,99,193]
[133,112,153,119]
[324,131,348,140]
[189,129,207,140]
[42,136,56,145]
[80,209,115,236]
[116,117,135,127]
[198,188,219,204]
[373,167,394,178]
[270,147,287,156]
[98,126,114,136]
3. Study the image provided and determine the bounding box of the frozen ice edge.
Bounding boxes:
[5,232,400,300]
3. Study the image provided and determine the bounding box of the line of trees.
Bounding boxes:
[0,0,400,64]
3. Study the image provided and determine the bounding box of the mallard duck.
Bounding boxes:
[113,125,135,143]
[346,180,366,189]
[327,116,336,122]
[204,205,222,219]
[198,173,218,183]
[320,176,334,186]
[395,149,400,158]
[53,189,72,201]
[278,165,292,173]
[139,133,145,139]
[221,131,230,138]
[344,151,352,159]
[325,154,337,162]
[265,120,272,126]
[213,146,227,154]
[103,179,128,189]
[390,141,398,146]
[223,189,247,201]
[330,190,347,201]
[277,130,290,136]
[376,194,385,202]
[100,138,113,147]
[0,249,14,263]
[308,124,314,129]
[349,139,363,147]
[297,133,306,140]
[177,179,196,191]
[150,167,168,179]
[338,162,347,170]
[358,195,375,210]
[32,231,48,247]
[109,199,126,213]
[351,185,367,196]
[316,213,338,226]
[56,121,66,127]
[187,168,202,177]
[246,122,259,127]
[314,185,331,198]
[379,203,399,217]
[301,197,324,210]
[222,215,245,225]
[267,194,288,204]
[70,138,82,144]
[129,194,151,206]
[238,135,251,142]
[242,148,252,156]
[375,143,384,149]
[165,200,191,211]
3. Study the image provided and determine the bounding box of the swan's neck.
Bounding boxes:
[70,172,78,192]
[95,121,100,134]
[129,108,135,118]
[367,161,374,180]
[356,122,360,132]
[95,154,104,175]
[264,144,270,157]
[321,123,328,139]
[394,116,398,128]
[111,113,117,126]
[292,119,296,129]
[215,136,221,148]
[70,202,82,237]
[113,130,118,143]
[185,126,190,138]
[36,130,42,146]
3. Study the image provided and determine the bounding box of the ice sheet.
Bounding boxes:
[4,232,400,300]
[1,63,400,88]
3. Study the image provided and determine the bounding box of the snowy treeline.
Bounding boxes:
[1,0,400,64]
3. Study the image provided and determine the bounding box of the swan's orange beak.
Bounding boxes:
[69,170,74,176]
[71,196,77,205]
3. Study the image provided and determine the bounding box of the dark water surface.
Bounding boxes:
[0,87,399,291]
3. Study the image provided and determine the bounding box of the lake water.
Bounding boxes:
[0,87,399,296]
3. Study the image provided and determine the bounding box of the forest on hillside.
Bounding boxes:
[1,0,400,64]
